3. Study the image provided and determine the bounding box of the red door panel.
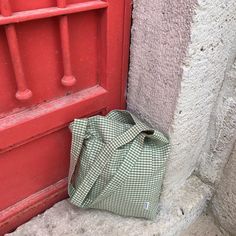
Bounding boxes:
[0,127,71,212]
[0,0,131,234]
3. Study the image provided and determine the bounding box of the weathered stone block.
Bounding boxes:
[212,145,236,235]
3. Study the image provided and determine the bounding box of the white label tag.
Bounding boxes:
[144,202,150,210]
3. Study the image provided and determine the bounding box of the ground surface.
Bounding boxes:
[212,145,236,235]
[181,211,230,236]
[7,204,228,236]
[6,176,213,236]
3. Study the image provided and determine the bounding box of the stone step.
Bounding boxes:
[181,210,229,236]
[7,176,212,236]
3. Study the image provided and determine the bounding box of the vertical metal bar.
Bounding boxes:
[57,0,76,87]
[1,0,32,101]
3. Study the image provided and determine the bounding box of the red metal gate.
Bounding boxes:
[0,0,131,233]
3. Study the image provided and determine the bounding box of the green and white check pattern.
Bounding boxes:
[68,110,170,220]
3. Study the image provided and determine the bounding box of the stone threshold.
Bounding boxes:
[7,175,213,236]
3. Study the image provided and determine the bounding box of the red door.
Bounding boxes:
[0,0,131,233]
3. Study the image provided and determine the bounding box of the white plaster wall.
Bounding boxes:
[197,54,236,185]
[212,144,236,235]
[162,0,236,200]
[128,0,236,202]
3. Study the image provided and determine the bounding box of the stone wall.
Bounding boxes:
[197,52,236,185]
[127,0,236,203]
[127,0,197,134]
[212,144,236,235]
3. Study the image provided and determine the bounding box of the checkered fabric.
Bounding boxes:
[68,110,170,220]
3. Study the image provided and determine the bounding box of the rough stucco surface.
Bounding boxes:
[212,144,236,235]
[197,56,236,184]
[161,0,236,201]
[127,0,236,203]
[7,176,212,236]
[127,0,196,134]
[181,210,229,236]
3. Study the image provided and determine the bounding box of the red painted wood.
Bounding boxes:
[57,0,76,87]
[0,127,71,211]
[0,179,68,235]
[57,0,67,8]
[0,86,108,151]
[0,1,108,25]
[0,0,132,234]
[1,0,12,16]
[1,0,32,101]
